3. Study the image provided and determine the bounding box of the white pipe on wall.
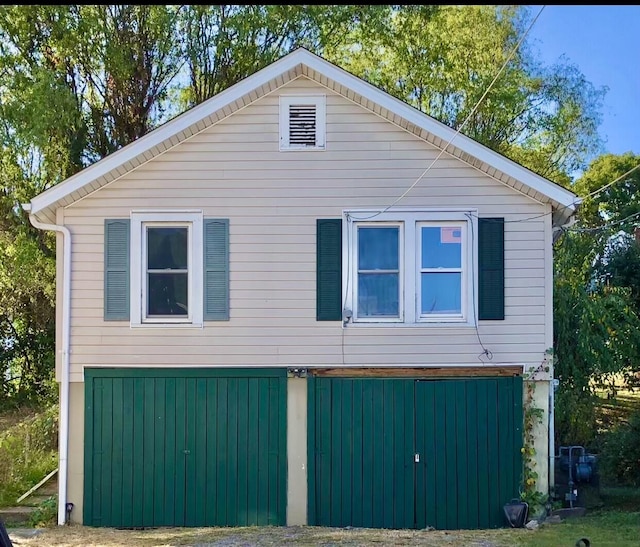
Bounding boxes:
[25,206,72,526]
[549,364,556,500]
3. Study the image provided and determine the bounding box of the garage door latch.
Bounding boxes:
[414,453,420,463]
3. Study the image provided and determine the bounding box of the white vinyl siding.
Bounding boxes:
[61,76,549,382]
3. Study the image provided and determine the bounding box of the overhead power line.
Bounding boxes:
[349,5,547,221]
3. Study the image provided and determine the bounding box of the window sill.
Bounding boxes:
[279,146,326,152]
[345,321,477,329]
[130,322,203,329]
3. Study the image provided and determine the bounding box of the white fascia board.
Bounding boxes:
[29,48,578,215]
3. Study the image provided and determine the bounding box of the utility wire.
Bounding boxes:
[579,163,640,203]
[568,210,640,234]
[464,161,640,228]
[466,212,493,363]
[348,5,547,221]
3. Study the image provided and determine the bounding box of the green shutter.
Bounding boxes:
[204,219,229,320]
[316,219,342,321]
[104,219,130,320]
[478,218,504,320]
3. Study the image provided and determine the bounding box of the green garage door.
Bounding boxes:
[308,376,523,530]
[84,368,287,528]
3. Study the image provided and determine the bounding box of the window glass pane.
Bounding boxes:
[148,272,188,316]
[147,227,188,270]
[358,273,399,317]
[421,226,461,268]
[421,272,461,314]
[358,227,399,270]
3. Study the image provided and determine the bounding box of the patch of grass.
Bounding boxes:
[596,390,640,432]
[513,510,640,547]
[600,485,640,511]
[0,405,58,507]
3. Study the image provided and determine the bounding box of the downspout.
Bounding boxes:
[549,363,555,501]
[23,204,72,526]
[548,204,578,504]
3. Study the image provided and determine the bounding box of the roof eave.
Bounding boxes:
[29,48,579,216]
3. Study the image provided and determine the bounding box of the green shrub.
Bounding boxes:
[598,410,640,487]
[0,405,58,507]
[27,496,57,527]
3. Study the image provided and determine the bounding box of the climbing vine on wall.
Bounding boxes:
[520,353,551,514]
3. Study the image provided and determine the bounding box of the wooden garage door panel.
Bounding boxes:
[308,376,523,530]
[308,378,415,529]
[414,378,523,530]
[84,368,287,528]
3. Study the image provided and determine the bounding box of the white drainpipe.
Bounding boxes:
[24,204,72,526]
[549,361,556,500]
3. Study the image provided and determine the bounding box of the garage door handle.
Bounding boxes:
[414,453,420,463]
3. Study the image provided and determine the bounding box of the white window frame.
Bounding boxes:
[353,221,404,323]
[344,208,477,326]
[417,221,467,322]
[279,94,326,151]
[131,211,203,328]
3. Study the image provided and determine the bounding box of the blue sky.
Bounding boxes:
[527,5,640,157]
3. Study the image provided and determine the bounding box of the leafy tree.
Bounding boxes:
[329,5,605,182]
[553,154,640,446]
[573,152,640,229]
[180,5,394,105]
[0,4,185,402]
[596,235,640,315]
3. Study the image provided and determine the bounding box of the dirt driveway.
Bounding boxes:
[8,524,530,547]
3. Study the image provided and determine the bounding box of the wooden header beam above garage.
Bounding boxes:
[310,366,523,378]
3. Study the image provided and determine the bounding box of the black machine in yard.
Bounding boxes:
[554,445,601,509]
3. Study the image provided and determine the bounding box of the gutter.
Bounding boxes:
[23,204,72,526]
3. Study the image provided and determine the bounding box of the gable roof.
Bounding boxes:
[27,47,579,226]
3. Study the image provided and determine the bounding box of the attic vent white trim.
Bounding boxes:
[279,95,326,151]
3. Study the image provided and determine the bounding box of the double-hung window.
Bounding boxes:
[131,211,203,327]
[418,222,465,319]
[346,209,475,325]
[355,223,402,320]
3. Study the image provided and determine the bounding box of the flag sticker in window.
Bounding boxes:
[441,227,462,243]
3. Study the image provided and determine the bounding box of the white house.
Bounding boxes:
[25,48,578,529]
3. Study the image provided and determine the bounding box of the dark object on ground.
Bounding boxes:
[576,539,591,547]
[0,519,12,547]
[503,498,529,528]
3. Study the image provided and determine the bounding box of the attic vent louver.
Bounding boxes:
[280,95,325,151]
[289,104,317,146]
